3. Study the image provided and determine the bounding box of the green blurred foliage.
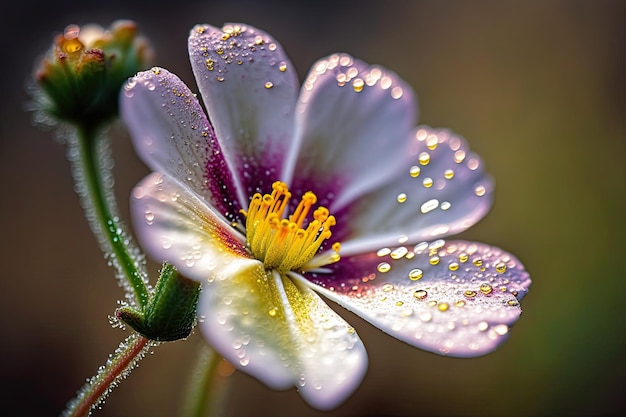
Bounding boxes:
[1,1,623,416]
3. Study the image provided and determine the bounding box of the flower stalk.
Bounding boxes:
[71,123,150,308]
[62,333,152,417]
[181,347,231,417]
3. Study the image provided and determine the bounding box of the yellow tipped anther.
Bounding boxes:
[241,183,340,272]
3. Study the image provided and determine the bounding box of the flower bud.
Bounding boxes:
[34,20,153,127]
[116,263,201,342]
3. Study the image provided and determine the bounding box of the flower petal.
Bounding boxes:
[130,172,248,282]
[338,127,494,255]
[199,264,367,409]
[188,23,299,204]
[306,240,530,357]
[121,67,240,220]
[287,53,417,210]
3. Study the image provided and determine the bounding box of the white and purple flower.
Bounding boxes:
[121,23,530,409]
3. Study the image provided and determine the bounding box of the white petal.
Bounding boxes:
[130,172,248,282]
[287,53,417,210]
[199,265,367,410]
[306,240,530,357]
[188,23,299,203]
[121,68,240,220]
[339,127,494,255]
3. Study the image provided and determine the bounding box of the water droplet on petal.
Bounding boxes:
[409,165,421,177]
[494,324,509,335]
[377,262,391,273]
[414,289,428,300]
[408,268,423,280]
[480,283,493,295]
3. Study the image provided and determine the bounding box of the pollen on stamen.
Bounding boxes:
[240,181,340,273]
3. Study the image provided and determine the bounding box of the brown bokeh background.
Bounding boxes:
[1,1,624,416]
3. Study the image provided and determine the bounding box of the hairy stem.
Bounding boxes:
[63,333,152,417]
[71,123,149,308]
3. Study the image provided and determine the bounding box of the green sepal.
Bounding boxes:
[116,263,201,342]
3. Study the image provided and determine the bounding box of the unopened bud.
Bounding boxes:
[33,20,153,127]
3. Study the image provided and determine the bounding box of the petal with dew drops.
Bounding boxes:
[303,240,531,357]
[199,264,367,410]
[131,172,249,282]
[287,53,417,211]
[121,67,240,221]
[337,127,494,256]
[188,23,299,205]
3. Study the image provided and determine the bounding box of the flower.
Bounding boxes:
[121,23,531,410]
[33,20,152,127]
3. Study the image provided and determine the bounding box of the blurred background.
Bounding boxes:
[1,1,624,416]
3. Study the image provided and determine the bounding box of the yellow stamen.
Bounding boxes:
[240,181,340,272]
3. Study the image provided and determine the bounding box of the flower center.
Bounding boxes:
[240,181,340,273]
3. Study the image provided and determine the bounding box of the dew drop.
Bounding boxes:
[494,324,509,335]
[429,256,440,265]
[440,201,451,210]
[377,262,391,273]
[409,165,421,177]
[422,177,433,188]
[464,290,477,298]
[426,134,438,150]
[474,185,486,197]
[478,321,489,331]
[479,283,493,295]
[377,248,391,257]
[454,150,466,163]
[390,246,408,259]
[391,86,403,99]
[265,81,274,89]
[414,242,428,253]
[473,258,483,267]
[352,78,364,92]
[448,262,459,271]
[444,169,455,179]
[414,289,428,300]
[279,61,287,72]
[144,211,154,225]
[408,268,423,281]
[418,152,430,165]
[496,262,507,273]
[396,193,407,203]
[438,302,449,312]
[382,283,394,292]
[468,158,480,170]
[419,311,432,322]
[420,199,439,213]
[458,253,469,263]
[455,300,466,307]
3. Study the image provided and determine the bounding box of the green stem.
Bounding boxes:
[182,346,230,417]
[63,333,152,417]
[74,123,149,308]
